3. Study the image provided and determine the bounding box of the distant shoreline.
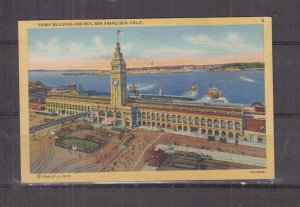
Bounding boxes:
[29,62,265,74]
[30,69,264,76]
[207,68,264,72]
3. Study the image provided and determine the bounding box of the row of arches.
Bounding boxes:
[98,110,122,119]
[46,102,90,112]
[140,112,241,131]
[47,103,125,120]
[141,121,241,140]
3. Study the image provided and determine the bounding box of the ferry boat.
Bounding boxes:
[190,83,198,92]
[128,82,139,95]
[207,85,221,98]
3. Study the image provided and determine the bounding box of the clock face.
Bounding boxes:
[113,79,119,86]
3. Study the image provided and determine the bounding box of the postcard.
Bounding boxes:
[19,17,274,183]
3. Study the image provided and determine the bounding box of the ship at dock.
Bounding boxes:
[128,82,139,96]
[207,85,221,99]
[190,83,198,92]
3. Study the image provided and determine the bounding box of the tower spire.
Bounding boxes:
[111,32,127,106]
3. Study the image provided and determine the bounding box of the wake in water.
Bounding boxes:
[127,83,156,91]
[182,91,198,98]
[240,76,256,83]
[198,95,229,104]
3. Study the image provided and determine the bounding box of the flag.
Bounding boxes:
[117,30,124,35]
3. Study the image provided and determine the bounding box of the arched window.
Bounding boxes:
[214,119,219,128]
[201,118,206,126]
[201,129,206,135]
[195,117,199,125]
[250,135,255,142]
[156,113,160,120]
[151,113,155,120]
[177,116,182,123]
[161,114,165,121]
[208,130,212,135]
[107,111,113,117]
[116,111,122,118]
[214,130,219,137]
[221,131,226,138]
[99,110,105,116]
[142,112,146,119]
[235,122,241,130]
[221,120,226,129]
[167,114,171,122]
[207,119,212,127]
[183,116,187,124]
[147,112,150,119]
[189,116,193,124]
[228,121,233,130]
[172,115,176,123]
[228,132,234,139]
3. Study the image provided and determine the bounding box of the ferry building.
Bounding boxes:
[45,40,266,146]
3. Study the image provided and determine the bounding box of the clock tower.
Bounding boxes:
[110,41,127,106]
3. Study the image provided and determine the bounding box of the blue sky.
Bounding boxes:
[28,24,264,70]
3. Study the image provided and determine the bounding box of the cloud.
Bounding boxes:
[30,39,60,58]
[183,33,251,53]
[30,35,134,62]
[67,42,87,56]
[142,46,203,60]
[92,36,107,55]
[29,35,135,69]
[122,42,133,53]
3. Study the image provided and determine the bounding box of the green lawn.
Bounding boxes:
[58,129,73,139]
[61,138,100,152]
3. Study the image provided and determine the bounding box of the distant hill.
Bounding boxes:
[208,62,264,72]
